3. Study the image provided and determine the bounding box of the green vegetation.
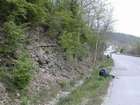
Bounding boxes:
[0,0,48,26]
[69,80,76,87]
[0,0,114,90]
[108,32,140,45]
[49,87,59,98]
[0,0,113,58]
[45,48,50,54]
[13,52,34,89]
[0,0,115,104]
[57,57,114,105]
[31,88,48,104]
[78,72,85,80]
[108,32,140,55]
[0,68,14,91]
[0,21,25,53]
[56,80,69,89]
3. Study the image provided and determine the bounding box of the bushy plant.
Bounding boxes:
[24,1,48,27]
[56,80,68,89]
[45,48,50,54]
[13,52,34,89]
[0,0,49,26]
[59,31,82,59]
[0,21,25,53]
[69,80,76,86]
[0,70,14,91]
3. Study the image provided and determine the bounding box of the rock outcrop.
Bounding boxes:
[0,27,94,104]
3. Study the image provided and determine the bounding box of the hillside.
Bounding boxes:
[0,0,114,104]
[0,27,94,104]
[107,32,140,45]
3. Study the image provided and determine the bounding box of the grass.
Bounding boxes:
[0,68,15,91]
[56,80,69,89]
[4,86,49,105]
[0,56,113,105]
[45,48,50,54]
[69,80,76,87]
[57,57,114,105]
[31,88,48,104]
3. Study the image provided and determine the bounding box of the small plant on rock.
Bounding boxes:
[45,48,50,54]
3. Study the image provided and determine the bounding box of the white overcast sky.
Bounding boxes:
[108,0,140,37]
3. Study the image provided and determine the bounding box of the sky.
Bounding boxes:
[108,0,140,37]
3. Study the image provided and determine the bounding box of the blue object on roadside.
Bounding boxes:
[99,69,118,79]
[99,69,110,77]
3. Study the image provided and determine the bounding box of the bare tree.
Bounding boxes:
[81,0,114,63]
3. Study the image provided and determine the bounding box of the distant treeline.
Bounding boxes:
[108,32,140,45]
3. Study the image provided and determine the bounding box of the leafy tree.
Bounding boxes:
[130,42,140,55]
[83,0,114,62]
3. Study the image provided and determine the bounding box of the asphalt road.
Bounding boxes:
[102,54,140,105]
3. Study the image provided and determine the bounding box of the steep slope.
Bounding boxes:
[0,27,94,105]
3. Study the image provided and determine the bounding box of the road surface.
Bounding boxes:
[102,54,140,105]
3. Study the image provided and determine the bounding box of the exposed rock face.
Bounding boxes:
[26,28,93,102]
[0,27,94,104]
[26,36,81,95]
[0,83,10,105]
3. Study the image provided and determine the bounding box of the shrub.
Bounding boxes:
[45,48,50,54]
[0,70,14,91]
[0,21,25,53]
[69,80,76,86]
[13,52,34,89]
[56,80,68,89]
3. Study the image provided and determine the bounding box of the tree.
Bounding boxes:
[13,52,34,89]
[0,0,49,27]
[0,21,25,53]
[83,0,114,62]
